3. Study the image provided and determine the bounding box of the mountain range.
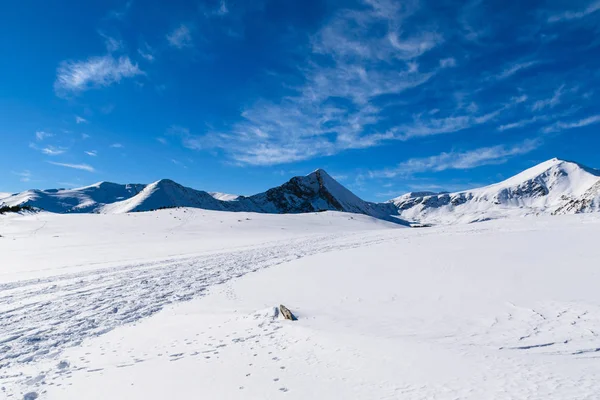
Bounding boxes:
[2,158,600,225]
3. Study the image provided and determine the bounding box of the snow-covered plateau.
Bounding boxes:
[2,208,600,399]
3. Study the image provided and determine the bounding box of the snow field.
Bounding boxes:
[2,210,600,399]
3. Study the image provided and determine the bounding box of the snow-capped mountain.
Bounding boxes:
[100,170,401,220]
[0,170,404,223]
[0,182,145,213]
[0,192,12,200]
[391,158,600,225]
[3,159,600,225]
[242,169,400,221]
[100,179,234,214]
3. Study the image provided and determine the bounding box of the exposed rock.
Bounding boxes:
[279,304,297,321]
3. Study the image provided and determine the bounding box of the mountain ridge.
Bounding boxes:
[2,158,600,225]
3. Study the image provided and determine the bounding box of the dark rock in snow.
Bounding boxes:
[279,305,297,321]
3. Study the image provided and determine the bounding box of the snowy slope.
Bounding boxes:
[100,179,235,213]
[0,192,12,200]
[3,212,600,399]
[0,182,144,213]
[391,158,600,224]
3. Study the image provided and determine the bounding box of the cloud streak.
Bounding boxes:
[55,55,143,95]
[48,162,95,172]
[543,114,600,133]
[369,139,542,178]
[532,84,565,111]
[548,1,600,23]
[493,61,538,80]
[30,143,67,156]
[138,43,155,62]
[41,146,67,156]
[498,116,544,131]
[99,32,123,52]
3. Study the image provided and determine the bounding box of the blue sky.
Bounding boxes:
[1,0,599,200]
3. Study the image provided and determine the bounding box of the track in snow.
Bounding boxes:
[0,231,398,369]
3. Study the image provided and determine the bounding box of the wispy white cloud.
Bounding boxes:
[498,107,579,131]
[171,159,187,168]
[387,94,527,140]
[183,87,528,166]
[201,0,230,17]
[180,0,445,166]
[48,162,95,172]
[110,143,124,148]
[216,0,229,16]
[156,137,167,145]
[99,32,123,52]
[167,24,193,49]
[12,170,32,182]
[85,150,97,157]
[138,43,155,62]
[75,116,88,124]
[512,94,528,104]
[548,1,600,23]
[493,61,538,80]
[41,146,67,156]
[498,117,543,131]
[82,133,91,140]
[532,84,565,111]
[439,57,457,68]
[543,114,600,133]
[312,1,441,62]
[35,131,54,141]
[55,55,144,95]
[388,109,502,140]
[386,31,444,60]
[369,139,542,178]
[29,143,67,156]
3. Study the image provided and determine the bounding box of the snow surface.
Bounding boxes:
[2,209,600,399]
[0,192,12,200]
